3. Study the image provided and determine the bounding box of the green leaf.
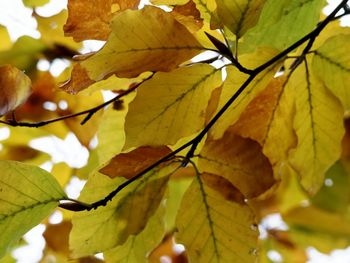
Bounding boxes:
[311,161,350,213]
[104,203,166,263]
[0,160,66,258]
[213,0,266,38]
[175,173,259,262]
[124,64,222,149]
[80,6,203,80]
[241,0,325,52]
[70,165,180,257]
[313,34,350,111]
[284,205,350,253]
[288,58,344,195]
[22,0,49,7]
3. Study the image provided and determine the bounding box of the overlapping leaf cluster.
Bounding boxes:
[1,0,350,262]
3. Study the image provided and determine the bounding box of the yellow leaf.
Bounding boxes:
[210,48,279,140]
[0,64,31,116]
[213,0,265,38]
[0,161,66,258]
[96,93,135,166]
[232,76,297,174]
[124,64,222,149]
[79,6,203,80]
[199,128,275,198]
[313,34,350,111]
[288,59,344,195]
[0,26,11,51]
[100,146,172,179]
[175,173,259,262]
[64,0,140,41]
[104,204,166,263]
[36,10,81,50]
[70,164,179,257]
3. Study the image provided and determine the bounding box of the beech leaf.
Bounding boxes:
[0,64,32,116]
[79,6,203,80]
[0,160,66,258]
[124,64,222,148]
[175,173,259,262]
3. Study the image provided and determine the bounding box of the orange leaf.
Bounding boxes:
[64,0,140,41]
[99,146,172,179]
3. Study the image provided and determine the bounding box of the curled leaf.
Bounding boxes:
[0,64,31,116]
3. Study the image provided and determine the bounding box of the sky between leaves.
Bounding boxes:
[1,0,350,263]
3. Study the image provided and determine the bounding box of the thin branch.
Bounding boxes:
[57,0,349,211]
[0,74,155,128]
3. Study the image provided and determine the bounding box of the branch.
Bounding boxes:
[58,0,349,211]
[0,74,154,128]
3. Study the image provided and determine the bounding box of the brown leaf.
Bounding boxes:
[199,128,275,198]
[172,0,203,32]
[0,64,32,116]
[100,146,172,179]
[60,63,95,94]
[43,221,72,255]
[202,173,245,204]
[64,0,140,41]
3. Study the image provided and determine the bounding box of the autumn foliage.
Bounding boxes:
[1,0,350,262]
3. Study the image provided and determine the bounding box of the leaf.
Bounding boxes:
[96,94,135,165]
[175,173,259,262]
[79,6,203,80]
[231,75,297,173]
[43,221,72,256]
[241,0,325,52]
[199,128,275,198]
[311,161,350,214]
[284,205,350,252]
[213,0,266,38]
[313,34,350,110]
[104,203,166,263]
[64,0,140,41]
[100,146,172,179]
[124,64,222,149]
[70,164,179,257]
[0,36,46,71]
[288,58,344,195]
[0,160,66,258]
[22,0,49,7]
[36,10,81,50]
[0,26,11,51]
[171,0,204,33]
[210,47,279,140]
[0,64,32,116]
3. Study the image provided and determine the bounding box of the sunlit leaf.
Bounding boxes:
[199,128,275,198]
[43,221,72,256]
[241,0,325,52]
[70,164,179,257]
[0,26,11,51]
[288,58,344,195]
[313,34,350,111]
[104,203,166,263]
[64,0,140,41]
[213,0,265,38]
[22,0,49,7]
[124,64,222,149]
[0,64,32,116]
[0,160,66,258]
[210,48,279,140]
[79,6,203,80]
[175,173,259,262]
[231,75,297,174]
[100,146,172,179]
